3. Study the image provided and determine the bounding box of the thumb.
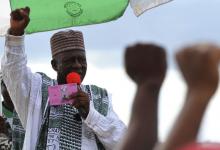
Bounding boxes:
[20,9,30,26]
[24,6,30,15]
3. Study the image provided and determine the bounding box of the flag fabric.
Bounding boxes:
[0,18,9,37]
[0,0,10,36]
[9,0,129,34]
[130,0,173,16]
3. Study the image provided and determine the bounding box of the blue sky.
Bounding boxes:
[1,0,220,142]
[1,0,220,67]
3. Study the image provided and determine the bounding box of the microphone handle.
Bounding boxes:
[76,85,87,119]
[78,107,87,119]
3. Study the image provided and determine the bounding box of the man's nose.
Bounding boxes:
[72,59,81,68]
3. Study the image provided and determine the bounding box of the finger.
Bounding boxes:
[77,92,87,98]
[21,7,30,16]
[10,9,18,17]
[194,44,220,64]
[73,95,88,103]
[24,6,30,15]
[211,47,220,63]
[11,9,23,20]
[77,85,83,92]
[75,100,88,107]
[20,9,30,25]
[69,98,77,106]
[79,101,89,108]
[70,86,83,98]
[73,97,88,107]
[73,90,87,98]
[74,100,80,109]
[69,92,78,99]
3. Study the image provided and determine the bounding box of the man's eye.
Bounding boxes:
[63,60,71,63]
[79,58,86,63]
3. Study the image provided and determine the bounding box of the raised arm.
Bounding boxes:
[118,44,167,150]
[1,7,41,128]
[161,44,220,150]
[0,116,8,136]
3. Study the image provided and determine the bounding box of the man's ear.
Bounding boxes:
[51,59,58,71]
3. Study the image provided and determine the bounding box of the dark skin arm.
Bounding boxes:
[0,116,8,135]
[118,44,167,150]
[9,7,30,36]
[161,44,220,150]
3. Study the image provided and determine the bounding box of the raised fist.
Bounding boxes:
[9,7,30,36]
[125,43,167,87]
[176,44,220,97]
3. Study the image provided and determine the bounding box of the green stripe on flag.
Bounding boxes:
[10,0,129,34]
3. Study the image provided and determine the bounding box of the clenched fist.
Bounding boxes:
[176,44,220,98]
[71,87,90,119]
[9,7,30,36]
[119,44,167,150]
[125,43,167,87]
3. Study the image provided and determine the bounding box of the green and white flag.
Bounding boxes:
[130,0,173,16]
[0,0,128,34]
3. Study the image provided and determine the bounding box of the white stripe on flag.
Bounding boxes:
[0,0,11,36]
[130,0,173,16]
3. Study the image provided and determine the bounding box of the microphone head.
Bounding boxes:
[66,72,81,84]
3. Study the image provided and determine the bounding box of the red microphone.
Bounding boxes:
[66,72,81,85]
[66,72,84,120]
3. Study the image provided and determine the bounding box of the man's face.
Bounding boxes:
[52,50,87,84]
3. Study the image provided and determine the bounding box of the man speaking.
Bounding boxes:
[1,7,126,150]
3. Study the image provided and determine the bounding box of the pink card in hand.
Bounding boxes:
[48,83,78,106]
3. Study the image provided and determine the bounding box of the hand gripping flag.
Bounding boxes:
[8,0,128,34]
